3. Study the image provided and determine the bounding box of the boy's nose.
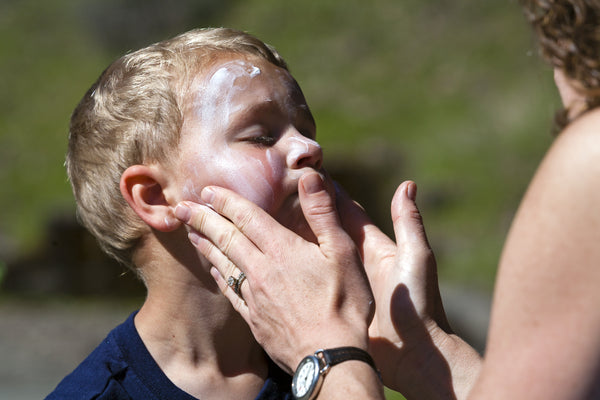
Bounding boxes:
[285,133,323,171]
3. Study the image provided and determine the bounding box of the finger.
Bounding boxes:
[188,229,242,287]
[174,201,261,272]
[210,266,250,319]
[391,181,450,328]
[199,187,296,251]
[390,181,431,252]
[335,181,394,264]
[298,171,352,250]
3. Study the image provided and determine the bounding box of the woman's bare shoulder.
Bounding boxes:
[530,108,600,192]
[506,107,600,264]
[476,111,600,399]
[552,108,600,157]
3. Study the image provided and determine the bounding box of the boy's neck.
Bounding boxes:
[133,233,269,398]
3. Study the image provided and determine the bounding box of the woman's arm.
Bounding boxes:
[469,110,600,399]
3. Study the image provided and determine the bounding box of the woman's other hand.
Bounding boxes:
[338,181,481,399]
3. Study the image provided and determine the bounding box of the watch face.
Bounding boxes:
[292,356,321,400]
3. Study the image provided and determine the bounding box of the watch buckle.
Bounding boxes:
[314,349,331,375]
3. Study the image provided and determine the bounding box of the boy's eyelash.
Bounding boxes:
[250,136,276,145]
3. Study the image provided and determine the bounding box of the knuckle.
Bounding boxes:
[409,208,424,223]
[200,240,215,259]
[214,227,236,254]
[219,194,233,215]
[306,201,335,218]
[233,207,255,232]
[220,194,253,229]
[223,261,238,279]
[191,208,210,231]
[392,207,422,225]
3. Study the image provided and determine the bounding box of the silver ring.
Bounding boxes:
[236,272,247,293]
[227,271,246,299]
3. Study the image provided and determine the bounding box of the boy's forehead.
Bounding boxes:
[204,59,263,89]
[185,54,303,109]
[187,53,266,83]
[201,55,290,89]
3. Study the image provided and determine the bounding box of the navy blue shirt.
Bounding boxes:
[46,312,292,399]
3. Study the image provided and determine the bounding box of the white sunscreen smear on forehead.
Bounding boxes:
[249,65,260,77]
[199,60,262,128]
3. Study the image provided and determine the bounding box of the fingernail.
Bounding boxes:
[188,231,201,245]
[406,182,417,201]
[201,187,215,205]
[302,172,324,194]
[210,266,222,281]
[174,203,191,222]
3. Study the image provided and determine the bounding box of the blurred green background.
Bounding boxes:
[0,0,558,398]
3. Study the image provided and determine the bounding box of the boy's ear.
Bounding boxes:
[120,165,181,232]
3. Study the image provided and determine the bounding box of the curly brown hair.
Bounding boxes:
[521,0,600,130]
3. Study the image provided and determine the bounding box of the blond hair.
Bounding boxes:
[66,28,288,270]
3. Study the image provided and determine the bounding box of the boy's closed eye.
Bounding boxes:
[236,125,278,146]
[241,123,315,147]
[249,133,277,146]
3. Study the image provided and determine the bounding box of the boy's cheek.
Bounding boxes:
[228,176,277,212]
[180,180,206,203]
[180,176,278,213]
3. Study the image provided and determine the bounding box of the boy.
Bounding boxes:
[46,27,325,399]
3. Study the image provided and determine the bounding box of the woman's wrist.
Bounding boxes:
[291,322,370,371]
[434,332,482,400]
[317,358,385,400]
[396,326,482,400]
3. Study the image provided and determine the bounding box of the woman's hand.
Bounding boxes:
[174,171,374,374]
[338,181,481,399]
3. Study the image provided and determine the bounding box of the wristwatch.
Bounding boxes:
[291,347,379,400]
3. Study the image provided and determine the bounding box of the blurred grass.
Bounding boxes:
[1,2,556,294]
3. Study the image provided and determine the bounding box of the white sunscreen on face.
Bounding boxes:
[249,65,260,77]
[200,60,262,128]
[285,135,321,168]
[182,60,277,208]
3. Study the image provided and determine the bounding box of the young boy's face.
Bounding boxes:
[172,54,323,241]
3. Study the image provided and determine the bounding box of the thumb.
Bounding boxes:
[391,181,432,253]
[391,181,451,330]
[298,171,348,249]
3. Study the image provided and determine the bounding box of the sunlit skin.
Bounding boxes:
[554,68,587,118]
[170,55,323,243]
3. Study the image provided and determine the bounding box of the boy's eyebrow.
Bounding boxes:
[222,101,277,135]
[234,99,311,123]
[243,99,279,115]
[229,99,316,136]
